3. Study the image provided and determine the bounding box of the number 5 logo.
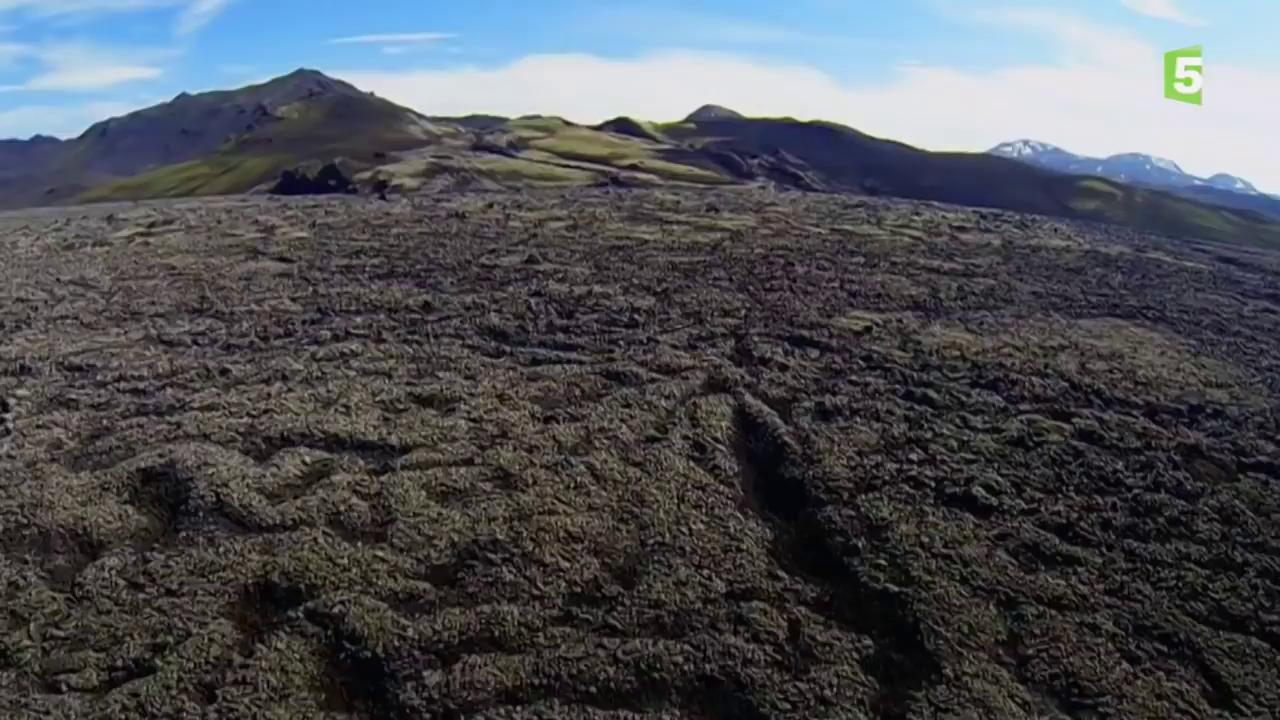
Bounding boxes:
[1164,45,1203,106]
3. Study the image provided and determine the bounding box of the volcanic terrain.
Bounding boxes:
[0,187,1278,718]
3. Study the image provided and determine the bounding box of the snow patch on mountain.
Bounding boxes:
[990,140,1068,158]
[1208,173,1258,194]
[988,140,1264,197]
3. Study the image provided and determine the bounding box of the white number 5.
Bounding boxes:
[1173,56,1203,95]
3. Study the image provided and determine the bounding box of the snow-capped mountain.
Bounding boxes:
[1098,153,1199,188]
[989,140,1082,164]
[989,141,1222,190]
[989,139,1280,220]
[1207,173,1257,194]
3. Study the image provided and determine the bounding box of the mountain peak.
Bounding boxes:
[1207,173,1258,194]
[1105,153,1183,174]
[280,67,334,81]
[264,68,347,94]
[228,68,372,111]
[684,104,744,122]
[989,139,1072,159]
[990,142,1273,217]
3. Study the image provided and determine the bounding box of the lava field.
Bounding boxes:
[1,188,1277,718]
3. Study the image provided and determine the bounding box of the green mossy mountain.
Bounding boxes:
[2,69,444,205]
[1,69,1276,246]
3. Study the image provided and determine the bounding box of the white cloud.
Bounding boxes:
[16,63,161,90]
[975,7,1152,66]
[583,7,836,47]
[0,0,228,35]
[1120,0,1205,26]
[0,42,170,91]
[0,39,27,63]
[176,0,231,35]
[335,13,1279,193]
[330,32,456,46]
[0,0,220,99]
[0,0,180,17]
[0,98,140,138]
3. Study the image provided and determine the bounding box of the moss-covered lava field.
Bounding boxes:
[1,188,1278,718]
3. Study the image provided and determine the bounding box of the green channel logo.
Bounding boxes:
[1164,45,1203,106]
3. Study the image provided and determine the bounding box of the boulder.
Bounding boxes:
[269,161,357,196]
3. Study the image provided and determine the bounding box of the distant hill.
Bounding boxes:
[1,77,1278,247]
[0,69,447,206]
[684,104,745,122]
[354,111,1280,245]
[990,139,1280,221]
[1207,173,1257,194]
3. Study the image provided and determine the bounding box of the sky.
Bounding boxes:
[0,0,1276,191]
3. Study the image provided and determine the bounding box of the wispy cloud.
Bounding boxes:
[0,42,171,91]
[0,98,143,138]
[0,0,222,94]
[0,0,181,18]
[329,32,456,46]
[176,0,231,35]
[1119,0,1205,26]
[335,10,1279,192]
[14,63,161,90]
[584,6,844,49]
[974,7,1151,65]
[0,39,27,63]
[0,0,230,34]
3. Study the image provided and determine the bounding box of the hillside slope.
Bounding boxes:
[369,112,1280,245]
[0,70,447,206]
[1,74,1278,246]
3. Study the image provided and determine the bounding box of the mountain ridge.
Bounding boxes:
[1,68,444,205]
[989,139,1280,221]
[1,70,1277,247]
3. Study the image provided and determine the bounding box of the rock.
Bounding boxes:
[595,173,637,189]
[269,161,358,196]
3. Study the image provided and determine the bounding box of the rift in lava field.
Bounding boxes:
[1,188,1278,719]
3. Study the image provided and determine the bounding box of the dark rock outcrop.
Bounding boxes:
[704,148,826,191]
[269,162,357,196]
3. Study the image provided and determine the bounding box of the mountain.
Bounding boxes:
[2,79,1278,247]
[988,140,1082,165]
[660,120,1279,244]
[991,140,1203,188]
[1208,173,1257,193]
[1098,153,1191,187]
[0,135,63,182]
[683,104,745,122]
[364,112,1280,245]
[0,69,446,206]
[989,139,1280,221]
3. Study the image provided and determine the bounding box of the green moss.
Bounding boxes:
[80,155,286,201]
[513,125,729,185]
[622,158,733,184]
[505,116,573,134]
[1076,179,1123,198]
[471,155,600,185]
[528,128,657,164]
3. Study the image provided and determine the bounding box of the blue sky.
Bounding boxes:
[1,0,1277,189]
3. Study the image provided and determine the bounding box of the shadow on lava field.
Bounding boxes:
[1,188,1278,718]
